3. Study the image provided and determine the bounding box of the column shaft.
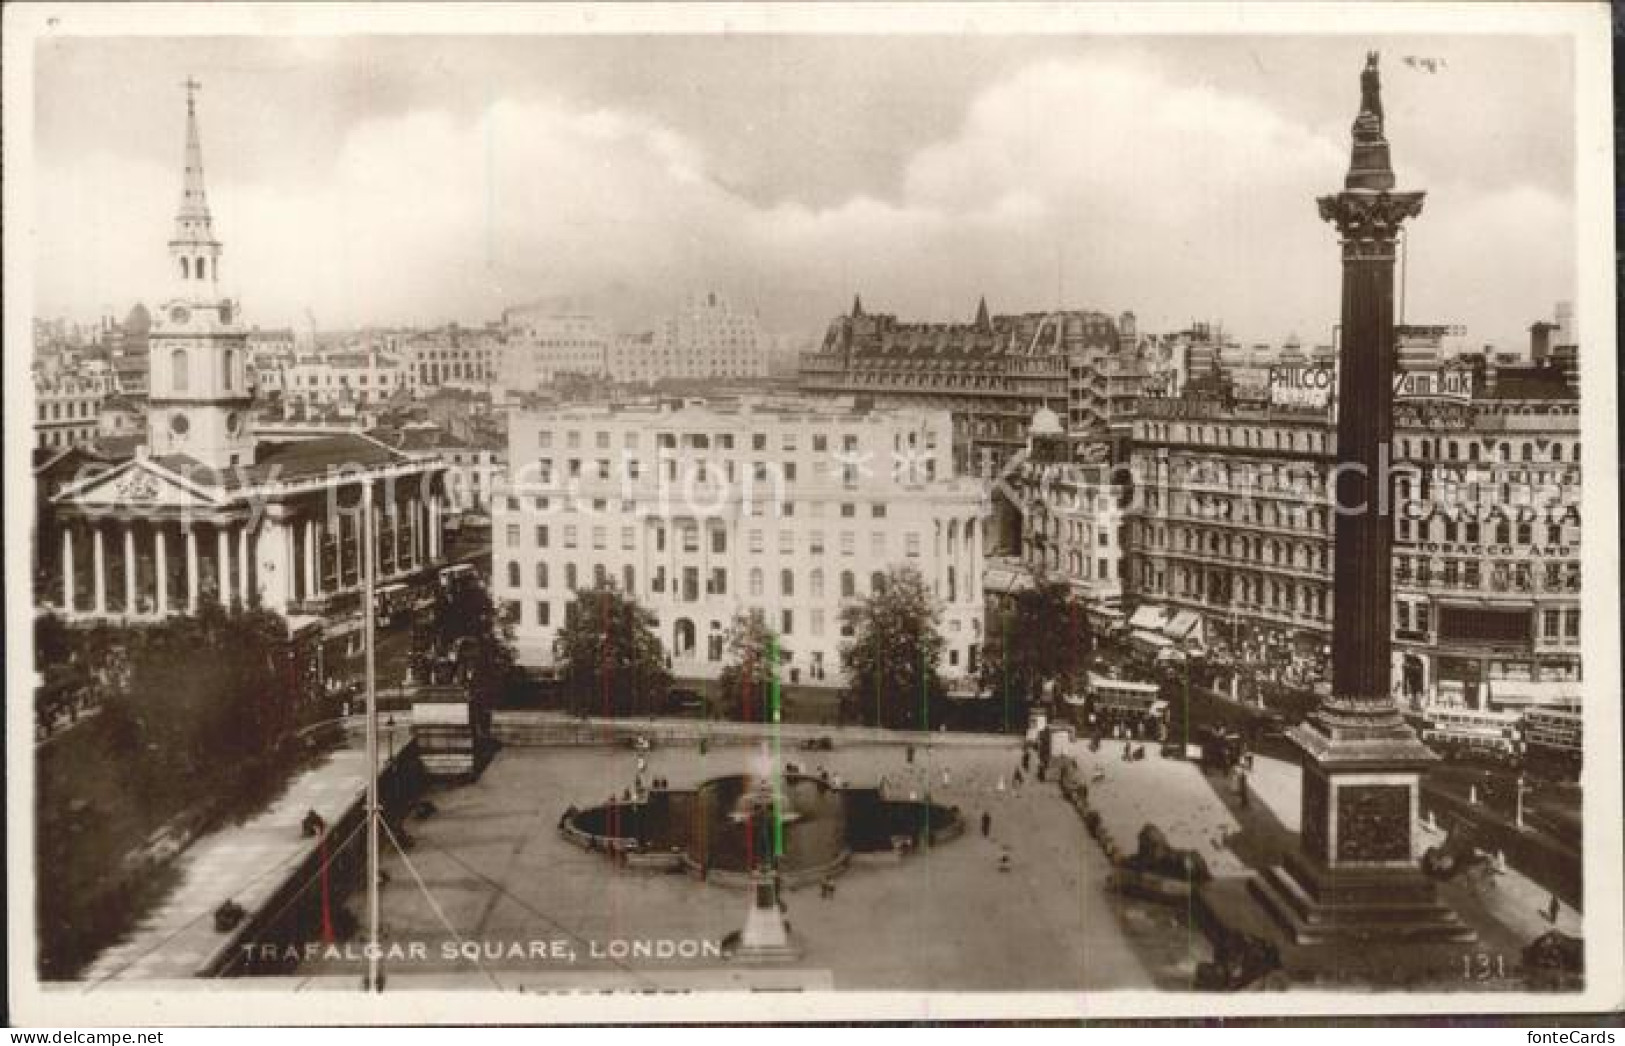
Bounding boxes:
[62,527,76,614]
[93,526,107,614]
[156,528,169,615]
[187,528,200,612]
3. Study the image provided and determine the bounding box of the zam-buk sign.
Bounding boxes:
[1394,368,1475,402]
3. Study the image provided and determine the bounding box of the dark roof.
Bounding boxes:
[1484,368,1577,402]
[151,433,412,491]
[368,425,470,451]
[93,435,144,460]
[100,393,146,413]
[34,444,116,474]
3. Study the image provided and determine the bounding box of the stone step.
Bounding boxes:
[1248,870,1477,945]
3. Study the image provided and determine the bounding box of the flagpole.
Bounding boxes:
[363,481,381,992]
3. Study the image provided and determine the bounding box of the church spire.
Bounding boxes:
[170,77,222,289]
[974,295,991,330]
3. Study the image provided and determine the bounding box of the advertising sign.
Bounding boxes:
[1395,368,1474,402]
[1268,365,1335,408]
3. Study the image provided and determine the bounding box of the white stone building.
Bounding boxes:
[608,291,767,384]
[493,398,988,687]
[280,348,408,407]
[35,373,115,450]
[499,310,612,393]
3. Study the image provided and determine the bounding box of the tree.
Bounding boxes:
[555,581,672,717]
[715,611,787,723]
[979,571,1093,728]
[839,565,945,730]
[99,601,298,797]
[411,578,519,725]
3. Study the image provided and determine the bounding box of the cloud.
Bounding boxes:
[34,51,1572,349]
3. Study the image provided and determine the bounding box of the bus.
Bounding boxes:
[375,582,412,628]
[439,563,480,592]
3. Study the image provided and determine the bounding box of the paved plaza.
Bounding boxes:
[300,738,1213,991]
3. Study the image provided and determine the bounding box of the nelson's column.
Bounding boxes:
[1248,53,1474,948]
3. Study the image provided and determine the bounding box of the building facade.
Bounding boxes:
[608,291,768,384]
[1126,358,1582,705]
[403,328,501,397]
[35,373,115,450]
[1002,410,1130,610]
[799,297,1120,475]
[500,309,611,392]
[494,398,988,688]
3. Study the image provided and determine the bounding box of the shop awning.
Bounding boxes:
[1487,680,1581,708]
[1129,605,1168,631]
[1163,610,1204,643]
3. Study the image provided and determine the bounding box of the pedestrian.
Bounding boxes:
[981,810,992,837]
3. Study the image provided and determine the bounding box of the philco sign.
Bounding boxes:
[1395,368,1474,402]
[1268,365,1335,408]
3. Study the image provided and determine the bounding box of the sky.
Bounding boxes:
[32,33,1576,349]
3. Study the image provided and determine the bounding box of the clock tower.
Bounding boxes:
[147,78,256,469]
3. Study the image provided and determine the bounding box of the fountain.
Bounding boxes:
[561,742,963,889]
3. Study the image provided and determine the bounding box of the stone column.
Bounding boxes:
[155,527,169,615]
[392,497,404,569]
[971,515,984,603]
[304,518,317,599]
[93,525,107,615]
[284,525,298,608]
[61,527,75,615]
[218,525,233,606]
[429,496,440,560]
[372,498,384,576]
[187,528,200,612]
[123,525,136,616]
[238,525,251,607]
[408,496,420,567]
[331,512,345,589]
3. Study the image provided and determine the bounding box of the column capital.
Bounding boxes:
[1317,190,1425,259]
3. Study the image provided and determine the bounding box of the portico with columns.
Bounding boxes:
[49,449,448,622]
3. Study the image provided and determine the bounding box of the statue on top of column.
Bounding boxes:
[1360,50,1384,125]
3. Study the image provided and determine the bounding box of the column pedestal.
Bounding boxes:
[1246,700,1472,945]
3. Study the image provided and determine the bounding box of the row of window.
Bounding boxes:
[505,559,911,601]
[1396,518,1576,546]
[38,399,99,421]
[167,347,237,394]
[1395,602,1580,639]
[1394,557,1580,593]
[1137,421,1330,454]
[502,521,928,559]
[1399,438,1579,464]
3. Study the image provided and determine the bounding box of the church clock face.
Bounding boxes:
[169,413,191,440]
[170,305,191,324]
